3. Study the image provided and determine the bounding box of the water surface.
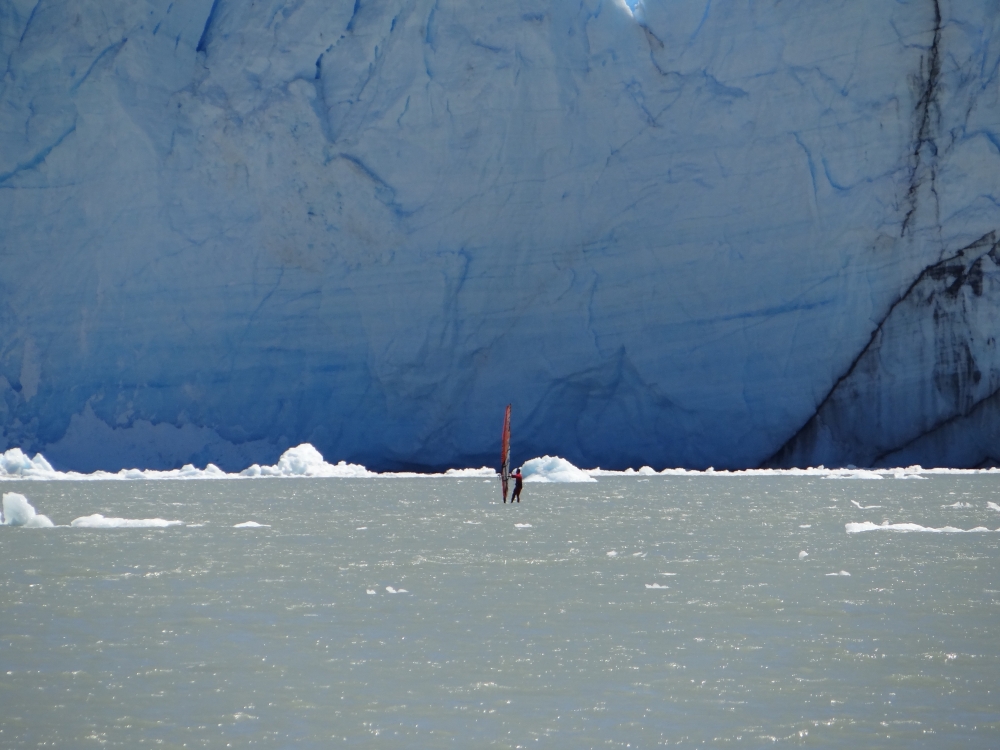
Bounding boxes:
[1,476,998,747]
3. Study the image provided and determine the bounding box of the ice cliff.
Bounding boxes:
[1,0,999,471]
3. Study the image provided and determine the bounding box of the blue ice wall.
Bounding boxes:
[1,0,999,470]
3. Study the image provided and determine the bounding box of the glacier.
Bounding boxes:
[0,0,999,471]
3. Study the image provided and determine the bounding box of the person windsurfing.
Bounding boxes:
[510,468,523,503]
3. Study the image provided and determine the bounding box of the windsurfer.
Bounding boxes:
[510,468,523,503]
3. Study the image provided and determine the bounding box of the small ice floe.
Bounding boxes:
[645,583,669,589]
[355,526,367,530]
[988,502,1000,512]
[632,551,647,557]
[888,466,927,480]
[1,493,54,528]
[798,551,809,559]
[827,469,883,480]
[366,589,377,595]
[464,520,481,525]
[825,571,851,576]
[233,521,269,528]
[799,524,812,528]
[945,502,973,508]
[514,523,532,528]
[851,500,881,509]
[385,586,408,594]
[606,550,618,557]
[71,514,182,528]
[846,521,998,533]
[659,572,676,576]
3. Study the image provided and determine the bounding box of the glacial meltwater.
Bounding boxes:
[1,475,999,747]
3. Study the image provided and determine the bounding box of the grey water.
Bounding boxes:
[1,476,999,748]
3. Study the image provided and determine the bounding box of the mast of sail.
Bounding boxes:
[500,404,511,502]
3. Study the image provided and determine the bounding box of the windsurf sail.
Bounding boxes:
[500,404,511,502]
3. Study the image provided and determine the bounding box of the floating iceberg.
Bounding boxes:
[0,450,59,480]
[240,444,374,478]
[1,492,54,527]
[521,456,596,483]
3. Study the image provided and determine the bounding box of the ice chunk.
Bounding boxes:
[233,521,269,528]
[385,586,408,594]
[606,550,618,557]
[70,514,182,528]
[851,500,882,509]
[988,502,1000,512]
[1,492,54,527]
[645,583,669,589]
[514,523,532,528]
[798,551,809,559]
[520,456,596,483]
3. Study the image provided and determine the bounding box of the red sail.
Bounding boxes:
[500,404,511,502]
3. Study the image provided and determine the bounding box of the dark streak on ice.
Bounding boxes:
[196,0,222,54]
[0,120,78,186]
[765,231,1000,468]
[70,40,127,93]
[901,0,942,237]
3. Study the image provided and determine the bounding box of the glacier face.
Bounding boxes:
[0,0,999,471]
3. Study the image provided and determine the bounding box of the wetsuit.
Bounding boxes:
[511,472,523,502]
